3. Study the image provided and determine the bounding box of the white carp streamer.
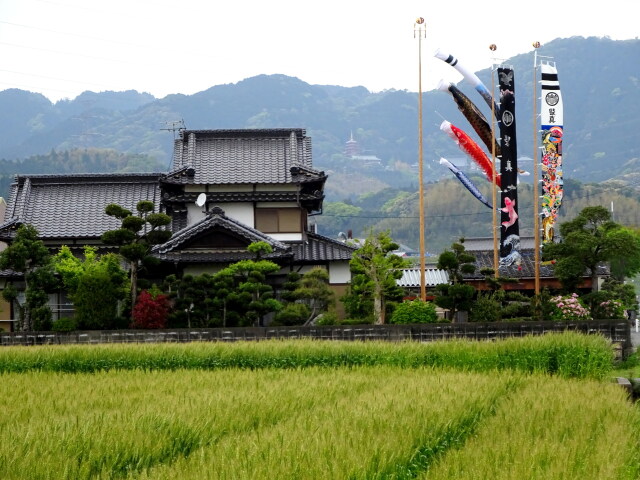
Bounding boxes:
[434,48,499,116]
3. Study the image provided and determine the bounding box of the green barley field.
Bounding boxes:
[1,334,639,479]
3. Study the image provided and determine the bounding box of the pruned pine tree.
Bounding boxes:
[295,267,335,325]
[435,238,476,321]
[101,201,171,315]
[349,230,409,324]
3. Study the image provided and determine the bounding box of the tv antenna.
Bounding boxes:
[161,119,186,139]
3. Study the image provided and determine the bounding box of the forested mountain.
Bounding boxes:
[0,36,638,253]
[1,37,637,186]
[314,178,640,255]
[0,149,165,199]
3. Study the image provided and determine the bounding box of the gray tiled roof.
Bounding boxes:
[465,249,609,280]
[152,206,291,257]
[289,233,357,263]
[167,129,324,185]
[152,213,355,265]
[469,249,555,279]
[451,237,609,281]
[163,191,322,204]
[0,173,162,240]
[151,250,290,264]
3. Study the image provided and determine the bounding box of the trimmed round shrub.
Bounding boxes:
[469,294,502,322]
[51,317,77,332]
[389,300,438,324]
[272,303,310,326]
[315,312,338,325]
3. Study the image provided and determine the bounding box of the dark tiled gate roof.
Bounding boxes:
[464,249,609,280]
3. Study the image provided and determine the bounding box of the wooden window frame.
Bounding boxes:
[255,208,302,233]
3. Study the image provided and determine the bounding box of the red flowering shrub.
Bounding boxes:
[131,290,170,329]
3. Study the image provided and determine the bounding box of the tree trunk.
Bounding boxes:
[130,261,138,316]
[374,287,385,324]
[223,301,227,328]
[591,269,599,292]
[17,304,26,332]
[304,305,319,326]
[22,270,32,331]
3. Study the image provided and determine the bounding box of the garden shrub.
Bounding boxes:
[549,293,591,321]
[594,299,625,319]
[131,290,170,329]
[52,317,78,332]
[272,303,310,326]
[74,268,126,329]
[389,300,439,324]
[582,289,626,319]
[469,294,501,322]
[315,311,338,325]
[30,305,53,331]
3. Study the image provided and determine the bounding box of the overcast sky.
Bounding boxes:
[1,0,638,102]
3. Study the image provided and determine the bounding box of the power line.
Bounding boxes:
[0,20,155,50]
[321,179,640,223]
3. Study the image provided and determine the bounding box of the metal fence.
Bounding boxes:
[0,320,631,353]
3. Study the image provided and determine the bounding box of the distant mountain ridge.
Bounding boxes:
[1,36,638,196]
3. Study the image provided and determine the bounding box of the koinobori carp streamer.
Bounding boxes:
[438,80,501,158]
[434,48,499,118]
[440,120,501,187]
[439,157,494,210]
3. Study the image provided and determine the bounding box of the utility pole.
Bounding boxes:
[533,43,541,294]
[489,44,499,276]
[414,17,427,301]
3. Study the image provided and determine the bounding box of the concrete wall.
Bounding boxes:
[1,321,631,358]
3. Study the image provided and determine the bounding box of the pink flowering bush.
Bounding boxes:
[592,299,624,319]
[549,293,592,321]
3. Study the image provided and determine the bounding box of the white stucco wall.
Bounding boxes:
[219,204,254,226]
[268,233,302,241]
[328,261,351,284]
[186,203,205,226]
[186,203,254,227]
[295,262,351,285]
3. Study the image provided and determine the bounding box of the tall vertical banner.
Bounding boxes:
[498,67,521,266]
[540,63,564,243]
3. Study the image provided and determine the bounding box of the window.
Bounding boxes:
[255,208,301,233]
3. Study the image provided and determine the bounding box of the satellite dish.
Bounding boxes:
[195,193,206,207]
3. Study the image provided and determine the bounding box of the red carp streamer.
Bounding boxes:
[440,120,501,187]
